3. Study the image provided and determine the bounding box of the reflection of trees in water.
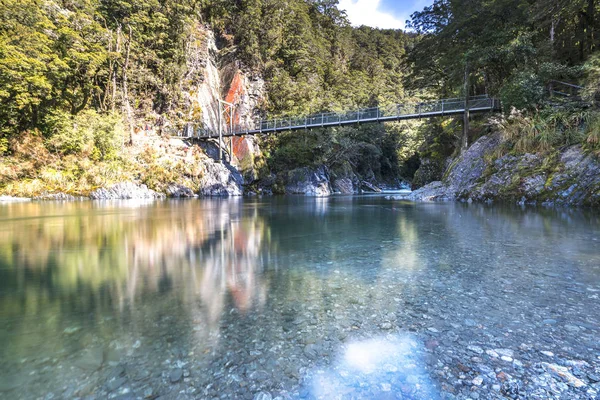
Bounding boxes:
[0,200,272,359]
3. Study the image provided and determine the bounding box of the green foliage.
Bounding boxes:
[44,110,92,155]
[583,53,600,102]
[583,111,600,151]
[226,1,407,114]
[45,110,124,160]
[405,0,597,98]
[263,118,422,182]
[0,0,107,137]
[500,72,545,111]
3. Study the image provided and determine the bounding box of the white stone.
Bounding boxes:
[467,345,484,354]
[495,348,514,358]
[485,350,499,358]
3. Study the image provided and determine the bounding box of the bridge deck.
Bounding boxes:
[186,96,500,139]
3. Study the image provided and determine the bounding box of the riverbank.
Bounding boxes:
[2,124,599,205]
[0,131,407,201]
[387,131,600,207]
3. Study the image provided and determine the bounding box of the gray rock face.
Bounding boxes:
[395,181,448,202]
[90,182,165,200]
[166,183,195,198]
[333,178,354,194]
[360,181,382,193]
[548,145,600,206]
[412,158,445,189]
[447,134,504,195]
[199,161,244,196]
[285,166,332,197]
[396,133,600,206]
[470,152,543,202]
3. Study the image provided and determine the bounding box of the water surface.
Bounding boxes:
[0,198,599,399]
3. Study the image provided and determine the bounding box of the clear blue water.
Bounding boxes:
[0,197,599,399]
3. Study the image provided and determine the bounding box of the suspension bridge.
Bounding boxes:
[171,95,501,161]
[199,95,500,139]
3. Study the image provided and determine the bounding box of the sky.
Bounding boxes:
[337,0,433,30]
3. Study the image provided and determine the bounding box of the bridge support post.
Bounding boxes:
[230,106,234,163]
[461,63,470,153]
[460,74,469,153]
[462,105,470,151]
[218,101,223,162]
[217,99,235,163]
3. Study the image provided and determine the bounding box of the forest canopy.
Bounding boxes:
[2,0,599,138]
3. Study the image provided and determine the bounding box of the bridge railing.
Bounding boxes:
[254,96,496,133]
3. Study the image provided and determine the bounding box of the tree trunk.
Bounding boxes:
[588,0,595,55]
[122,25,134,146]
[113,27,120,112]
[579,11,586,62]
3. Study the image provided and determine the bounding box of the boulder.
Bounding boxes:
[90,182,165,200]
[166,183,195,198]
[198,160,244,196]
[34,192,78,201]
[388,181,448,202]
[285,166,332,197]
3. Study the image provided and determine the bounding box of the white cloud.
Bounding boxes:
[338,0,407,30]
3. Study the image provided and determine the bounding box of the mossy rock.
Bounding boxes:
[412,158,444,189]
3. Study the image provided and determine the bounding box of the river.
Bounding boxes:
[0,197,599,399]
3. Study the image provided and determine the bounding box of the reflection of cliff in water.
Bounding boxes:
[0,200,272,360]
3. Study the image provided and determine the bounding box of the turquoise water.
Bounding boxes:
[0,198,599,399]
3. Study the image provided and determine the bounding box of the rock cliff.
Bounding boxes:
[394,133,600,206]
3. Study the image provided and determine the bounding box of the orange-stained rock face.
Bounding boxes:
[232,136,251,161]
[224,70,257,165]
[225,72,245,117]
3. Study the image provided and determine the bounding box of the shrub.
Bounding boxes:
[45,110,93,155]
[45,110,124,160]
[583,53,600,103]
[91,112,125,161]
[500,107,596,154]
[583,111,600,150]
[500,72,545,111]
